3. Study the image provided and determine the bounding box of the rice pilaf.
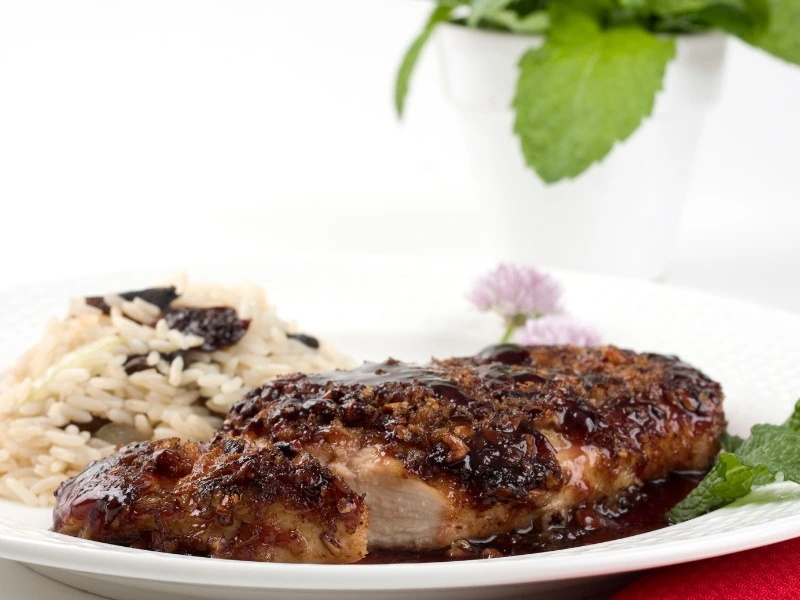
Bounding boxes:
[0,275,355,506]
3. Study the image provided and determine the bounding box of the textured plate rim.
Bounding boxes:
[1,507,800,590]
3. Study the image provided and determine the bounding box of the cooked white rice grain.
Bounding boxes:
[128,372,177,396]
[53,368,91,384]
[147,339,179,353]
[107,409,134,425]
[221,358,240,377]
[44,430,86,448]
[146,405,165,422]
[67,395,115,413]
[30,474,68,496]
[138,391,167,407]
[90,377,127,391]
[173,390,201,406]
[124,399,152,413]
[16,401,44,417]
[5,477,38,506]
[134,414,153,437]
[196,373,230,388]
[152,426,181,440]
[178,368,202,386]
[220,377,243,394]
[49,447,77,464]
[168,355,184,387]
[59,405,94,424]
[8,426,49,441]
[187,352,212,365]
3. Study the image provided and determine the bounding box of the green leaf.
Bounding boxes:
[783,398,800,431]
[395,5,454,118]
[468,0,516,26]
[618,0,768,36]
[507,0,551,15]
[697,4,759,36]
[720,431,745,453]
[697,0,769,35]
[669,423,800,523]
[484,9,550,33]
[647,13,715,33]
[736,424,800,482]
[735,0,770,31]
[746,0,800,64]
[512,6,676,182]
[668,454,771,523]
[622,0,743,15]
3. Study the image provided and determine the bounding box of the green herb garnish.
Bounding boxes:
[669,399,800,523]
[719,431,746,453]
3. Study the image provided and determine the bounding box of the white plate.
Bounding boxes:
[1,257,800,600]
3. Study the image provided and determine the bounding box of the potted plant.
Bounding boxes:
[395,0,800,278]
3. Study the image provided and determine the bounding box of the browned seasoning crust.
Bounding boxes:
[222,345,725,511]
[53,436,369,563]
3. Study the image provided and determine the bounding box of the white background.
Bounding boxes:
[0,0,798,314]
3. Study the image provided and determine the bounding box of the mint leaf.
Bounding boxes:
[617,0,768,35]
[720,431,745,453]
[512,7,676,182]
[395,5,454,118]
[484,9,550,33]
[465,0,549,32]
[468,0,516,26]
[639,0,769,35]
[668,454,771,523]
[562,0,614,19]
[669,424,800,523]
[623,0,752,15]
[736,424,800,482]
[697,4,762,36]
[746,0,800,64]
[783,398,800,431]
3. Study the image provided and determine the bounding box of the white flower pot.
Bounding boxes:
[435,23,727,279]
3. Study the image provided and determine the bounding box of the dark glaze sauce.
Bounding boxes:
[305,359,475,406]
[360,472,702,563]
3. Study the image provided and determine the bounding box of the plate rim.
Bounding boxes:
[1,504,800,590]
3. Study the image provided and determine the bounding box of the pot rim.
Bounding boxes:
[438,19,728,43]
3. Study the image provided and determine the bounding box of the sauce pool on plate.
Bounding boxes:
[360,472,702,563]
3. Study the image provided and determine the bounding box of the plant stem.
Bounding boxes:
[500,321,516,343]
[500,315,527,343]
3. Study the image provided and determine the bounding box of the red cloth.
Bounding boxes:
[611,537,800,600]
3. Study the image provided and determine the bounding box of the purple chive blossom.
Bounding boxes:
[514,315,602,347]
[469,264,562,317]
[469,264,563,342]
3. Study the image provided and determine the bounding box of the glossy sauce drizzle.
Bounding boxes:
[304,359,476,406]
